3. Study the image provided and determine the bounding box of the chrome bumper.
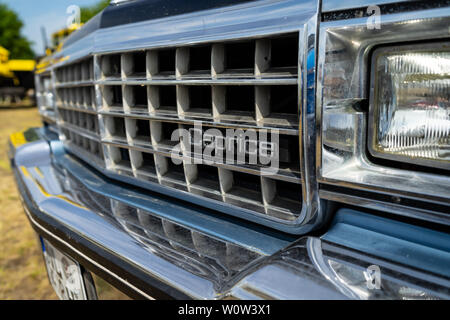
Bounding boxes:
[9,128,450,300]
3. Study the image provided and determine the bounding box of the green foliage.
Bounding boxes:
[0,3,34,59]
[80,0,110,23]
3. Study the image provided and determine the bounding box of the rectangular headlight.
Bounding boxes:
[369,43,449,170]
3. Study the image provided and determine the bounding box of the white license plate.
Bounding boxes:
[41,238,88,300]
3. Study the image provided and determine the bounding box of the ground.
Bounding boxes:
[0,107,128,300]
[0,107,56,299]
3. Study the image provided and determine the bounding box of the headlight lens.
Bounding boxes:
[370,45,450,169]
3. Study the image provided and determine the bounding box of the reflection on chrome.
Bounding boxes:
[307,238,446,300]
[318,11,450,225]
[56,168,263,290]
[229,237,449,300]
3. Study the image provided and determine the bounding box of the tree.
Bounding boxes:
[0,3,34,59]
[80,0,110,23]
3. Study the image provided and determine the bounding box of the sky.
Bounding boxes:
[1,0,103,55]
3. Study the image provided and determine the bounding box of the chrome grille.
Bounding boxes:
[36,72,57,124]
[54,32,306,227]
[55,57,105,168]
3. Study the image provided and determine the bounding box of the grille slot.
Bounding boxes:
[189,164,221,192]
[215,85,256,121]
[54,32,305,228]
[279,134,301,172]
[262,178,302,219]
[222,170,264,207]
[63,128,104,167]
[100,54,121,78]
[126,118,151,145]
[262,33,299,75]
[131,150,158,181]
[58,87,96,110]
[122,51,147,78]
[104,116,127,141]
[221,41,255,76]
[148,48,176,78]
[179,85,212,117]
[59,109,99,136]
[162,220,194,248]
[256,85,298,126]
[102,85,123,111]
[157,155,187,185]
[151,121,180,150]
[124,85,148,112]
[108,146,133,175]
[136,209,165,237]
[149,85,177,114]
[178,45,212,77]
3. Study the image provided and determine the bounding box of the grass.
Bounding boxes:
[0,107,57,300]
[0,107,129,300]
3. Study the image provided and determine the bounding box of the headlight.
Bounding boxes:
[369,44,450,170]
[318,10,450,224]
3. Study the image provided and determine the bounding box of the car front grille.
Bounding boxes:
[54,57,106,168]
[53,31,306,228]
[35,72,57,125]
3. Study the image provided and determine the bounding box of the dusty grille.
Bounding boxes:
[36,72,57,124]
[54,32,305,225]
[54,57,105,168]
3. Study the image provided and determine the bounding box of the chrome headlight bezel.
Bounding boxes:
[317,8,450,225]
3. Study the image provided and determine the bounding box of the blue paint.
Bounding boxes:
[323,209,450,278]
[39,235,46,252]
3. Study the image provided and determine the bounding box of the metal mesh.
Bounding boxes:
[55,32,304,223]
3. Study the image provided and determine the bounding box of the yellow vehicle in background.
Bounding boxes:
[36,23,82,71]
[49,23,83,56]
[0,46,36,107]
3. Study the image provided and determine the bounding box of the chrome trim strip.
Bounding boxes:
[57,104,99,115]
[92,78,298,86]
[322,0,418,13]
[320,190,450,226]
[94,0,316,54]
[54,80,95,88]
[300,11,323,233]
[59,123,100,141]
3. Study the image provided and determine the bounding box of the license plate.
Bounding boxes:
[41,238,88,300]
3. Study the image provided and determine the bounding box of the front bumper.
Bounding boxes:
[9,128,450,299]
